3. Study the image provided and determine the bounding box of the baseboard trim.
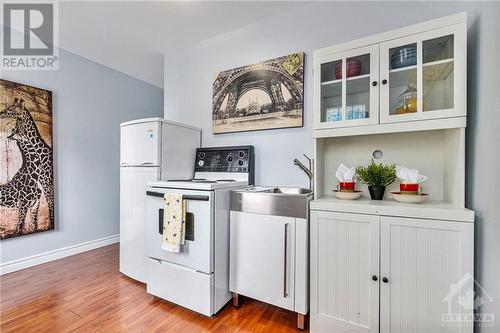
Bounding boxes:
[0,234,119,275]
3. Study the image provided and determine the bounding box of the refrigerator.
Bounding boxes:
[120,117,201,282]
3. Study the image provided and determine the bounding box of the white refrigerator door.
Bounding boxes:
[120,166,160,282]
[120,121,161,166]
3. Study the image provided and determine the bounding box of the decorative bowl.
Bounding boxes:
[333,190,362,200]
[335,59,362,79]
[391,45,417,69]
[391,192,428,204]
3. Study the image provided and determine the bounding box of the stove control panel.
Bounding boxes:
[194,146,254,183]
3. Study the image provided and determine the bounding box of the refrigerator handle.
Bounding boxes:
[120,162,156,167]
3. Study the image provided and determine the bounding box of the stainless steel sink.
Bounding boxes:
[263,187,313,195]
[230,186,312,219]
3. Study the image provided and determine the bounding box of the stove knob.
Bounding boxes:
[227,155,234,162]
[238,160,244,166]
[239,151,246,158]
[199,152,206,159]
[198,160,205,167]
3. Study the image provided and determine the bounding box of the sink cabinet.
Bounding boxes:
[310,211,474,333]
[229,211,309,328]
[314,12,466,137]
[230,212,296,311]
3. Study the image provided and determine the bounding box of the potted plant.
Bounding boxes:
[355,159,396,200]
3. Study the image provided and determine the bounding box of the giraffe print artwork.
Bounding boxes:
[0,80,54,239]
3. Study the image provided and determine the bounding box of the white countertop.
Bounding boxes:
[311,195,474,222]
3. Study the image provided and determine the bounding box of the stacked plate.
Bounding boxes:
[391,192,428,204]
[333,190,362,200]
[391,45,417,69]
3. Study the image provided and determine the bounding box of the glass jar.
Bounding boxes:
[395,83,418,114]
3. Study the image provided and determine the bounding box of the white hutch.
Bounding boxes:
[310,13,474,333]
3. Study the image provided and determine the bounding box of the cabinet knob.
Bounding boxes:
[372,275,378,281]
[372,81,378,86]
[382,79,388,85]
[382,277,389,283]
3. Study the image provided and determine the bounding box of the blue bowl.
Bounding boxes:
[391,45,417,69]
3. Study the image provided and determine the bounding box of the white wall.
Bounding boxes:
[1,48,163,264]
[163,2,500,331]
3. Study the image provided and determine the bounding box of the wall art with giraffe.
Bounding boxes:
[0,80,54,239]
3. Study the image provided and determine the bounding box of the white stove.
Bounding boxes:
[145,146,254,316]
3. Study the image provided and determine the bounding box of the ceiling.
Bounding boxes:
[59,1,305,87]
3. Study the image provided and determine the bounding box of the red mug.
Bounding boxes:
[337,181,355,192]
[400,183,423,195]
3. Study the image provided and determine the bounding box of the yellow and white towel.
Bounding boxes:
[161,193,186,253]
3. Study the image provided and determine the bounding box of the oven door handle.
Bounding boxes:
[146,191,209,201]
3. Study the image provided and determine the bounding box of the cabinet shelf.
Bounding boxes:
[389,65,417,74]
[321,79,341,85]
[311,195,473,222]
[321,74,371,86]
[313,116,466,138]
[347,74,370,81]
[423,57,454,67]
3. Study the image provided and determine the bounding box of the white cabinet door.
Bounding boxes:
[380,217,474,333]
[229,211,295,311]
[314,45,380,129]
[310,211,380,333]
[379,24,466,124]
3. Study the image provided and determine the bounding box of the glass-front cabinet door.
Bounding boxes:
[379,25,465,123]
[314,45,379,129]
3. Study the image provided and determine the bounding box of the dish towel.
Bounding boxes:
[161,193,186,253]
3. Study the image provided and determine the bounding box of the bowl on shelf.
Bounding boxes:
[333,190,362,200]
[335,59,362,79]
[391,45,417,69]
[391,192,428,204]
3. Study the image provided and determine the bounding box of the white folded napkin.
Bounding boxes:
[336,163,356,182]
[396,165,428,183]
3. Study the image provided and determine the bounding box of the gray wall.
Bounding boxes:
[1,48,163,263]
[164,1,500,331]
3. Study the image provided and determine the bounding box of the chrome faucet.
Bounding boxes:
[294,154,314,193]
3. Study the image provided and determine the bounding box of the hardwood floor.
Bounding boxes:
[0,244,307,332]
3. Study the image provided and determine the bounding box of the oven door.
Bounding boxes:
[146,188,214,274]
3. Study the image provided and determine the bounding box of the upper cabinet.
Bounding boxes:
[318,45,379,128]
[314,13,467,137]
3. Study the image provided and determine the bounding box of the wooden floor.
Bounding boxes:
[0,244,307,332]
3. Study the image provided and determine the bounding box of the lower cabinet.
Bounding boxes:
[310,211,380,333]
[310,211,474,333]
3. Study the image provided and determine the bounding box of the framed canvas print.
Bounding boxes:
[0,80,54,239]
[212,52,304,134]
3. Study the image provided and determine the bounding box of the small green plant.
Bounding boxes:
[355,159,396,187]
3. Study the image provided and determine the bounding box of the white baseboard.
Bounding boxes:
[0,234,119,275]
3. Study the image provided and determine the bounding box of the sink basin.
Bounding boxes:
[230,186,312,219]
[264,187,313,195]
